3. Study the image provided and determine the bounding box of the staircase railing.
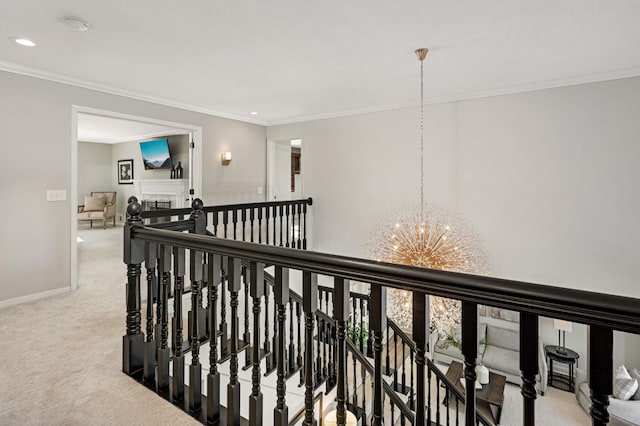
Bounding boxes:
[123,199,640,426]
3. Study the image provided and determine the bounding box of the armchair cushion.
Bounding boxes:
[84,194,106,211]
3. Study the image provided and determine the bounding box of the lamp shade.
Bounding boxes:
[553,319,573,332]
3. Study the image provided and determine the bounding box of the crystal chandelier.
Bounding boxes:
[367,49,488,332]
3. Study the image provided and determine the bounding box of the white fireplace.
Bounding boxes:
[135,179,189,209]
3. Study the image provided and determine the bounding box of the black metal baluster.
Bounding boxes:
[227,257,242,426]
[302,271,318,426]
[274,266,289,426]
[172,246,185,401]
[249,262,265,426]
[207,254,221,424]
[370,285,386,426]
[123,199,144,375]
[188,201,206,412]
[520,312,539,426]
[157,244,171,391]
[143,243,157,383]
[413,292,428,426]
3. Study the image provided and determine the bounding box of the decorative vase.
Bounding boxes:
[170,165,176,179]
[176,161,183,179]
[476,363,489,385]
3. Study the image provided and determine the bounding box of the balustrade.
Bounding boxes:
[123,197,639,426]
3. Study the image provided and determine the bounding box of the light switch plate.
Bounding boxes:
[47,189,67,201]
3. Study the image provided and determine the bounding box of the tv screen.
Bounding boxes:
[140,139,172,170]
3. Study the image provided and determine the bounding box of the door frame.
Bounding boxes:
[266,137,303,201]
[70,105,203,291]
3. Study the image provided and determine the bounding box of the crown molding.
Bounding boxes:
[0,61,268,126]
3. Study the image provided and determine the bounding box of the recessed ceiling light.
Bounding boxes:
[62,16,90,32]
[250,111,259,115]
[9,37,36,47]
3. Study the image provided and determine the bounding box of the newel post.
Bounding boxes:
[520,312,539,426]
[413,292,428,426]
[589,325,613,426]
[188,198,205,412]
[370,284,387,426]
[123,197,145,375]
[302,271,318,426]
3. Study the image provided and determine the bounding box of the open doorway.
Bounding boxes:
[70,106,203,291]
[267,138,303,201]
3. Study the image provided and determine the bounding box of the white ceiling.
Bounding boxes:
[77,113,186,143]
[2,0,640,125]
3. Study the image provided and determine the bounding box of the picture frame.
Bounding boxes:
[118,159,134,184]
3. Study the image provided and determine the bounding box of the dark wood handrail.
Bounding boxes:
[130,225,640,334]
[139,198,313,219]
[387,319,417,353]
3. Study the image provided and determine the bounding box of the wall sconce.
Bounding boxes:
[221,152,232,166]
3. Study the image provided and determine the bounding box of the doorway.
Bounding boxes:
[70,106,203,291]
[267,138,303,201]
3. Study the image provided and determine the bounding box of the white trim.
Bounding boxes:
[79,129,185,144]
[0,61,266,126]
[71,106,203,292]
[0,287,70,308]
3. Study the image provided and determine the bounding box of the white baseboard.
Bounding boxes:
[0,287,70,308]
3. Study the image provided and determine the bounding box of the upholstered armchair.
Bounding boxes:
[78,191,117,229]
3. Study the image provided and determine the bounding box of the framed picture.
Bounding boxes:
[118,159,134,184]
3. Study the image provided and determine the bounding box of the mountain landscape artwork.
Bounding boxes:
[140,139,172,170]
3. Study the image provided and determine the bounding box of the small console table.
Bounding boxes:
[545,345,579,392]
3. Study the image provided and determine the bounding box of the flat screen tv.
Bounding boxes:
[140,138,172,170]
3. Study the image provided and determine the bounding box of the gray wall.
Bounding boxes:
[78,142,113,201]
[0,70,266,302]
[268,76,640,368]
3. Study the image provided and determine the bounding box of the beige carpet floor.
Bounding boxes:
[0,226,199,426]
[0,225,591,425]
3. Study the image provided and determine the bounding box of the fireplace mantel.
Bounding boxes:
[135,179,188,209]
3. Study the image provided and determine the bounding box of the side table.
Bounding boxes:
[545,345,579,392]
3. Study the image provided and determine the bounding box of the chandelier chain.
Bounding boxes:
[420,56,424,221]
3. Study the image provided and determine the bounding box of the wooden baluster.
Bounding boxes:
[207,253,221,424]
[249,262,265,426]
[352,336,358,407]
[359,298,364,352]
[265,206,270,245]
[334,278,349,424]
[302,271,318,426]
[401,341,406,393]
[264,280,271,363]
[285,204,290,248]
[221,210,228,239]
[273,266,290,426]
[226,257,242,425]
[390,400,395,426]
[123,199,144,375]
[271,205,277,246]
[289,298,295,372]
[278,205,284,247]
[157,244,171,391]
[322,318,328,380]
[427,364,432,424]
[268,287,278,375]
[590,325,613,426]
[345,349,350,410]
[257,207,263,244]
[436,375,441,425]
[455,395,460,426]
[211,210,219,236]
[296,301,303,372]
[243,268,252,370]
[143,242,157,383]
[409,349,415,409]
[361,362,367,426]
[462,301,478,426]
[172,246,186,401]
[302,201,308,250]
[413,292,428,426]
[370,285,387,426]
[290,204,296,248]
[316,316,323,384]
[250,208,255,243]
[219,266,228,358]
[520,312,539,426]
[188,200,206,412]
[232,209,238,240]
[392,326,397,386]
[241,209,247,242]
[366,297,373,358]
[327,323,335,389]
[297,203,302,249]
